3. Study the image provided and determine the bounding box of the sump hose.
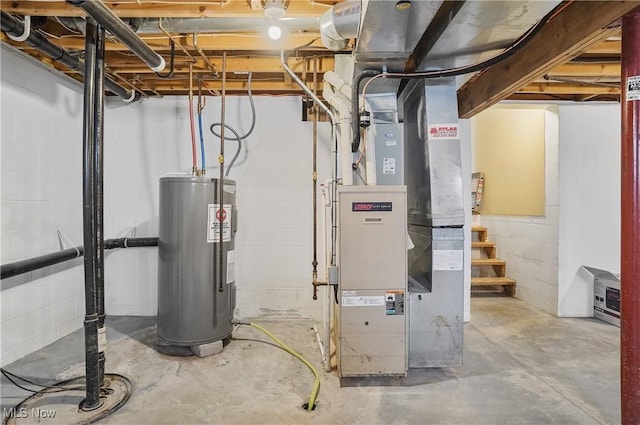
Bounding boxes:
[237,322,320,411]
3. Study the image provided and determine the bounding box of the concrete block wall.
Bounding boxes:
[1,46,85,365]
[557,104,621,317]
[102,95,332,320]
[477,108,560,315]
[1,45,333,364]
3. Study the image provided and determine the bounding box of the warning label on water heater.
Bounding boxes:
[207,204,232,243]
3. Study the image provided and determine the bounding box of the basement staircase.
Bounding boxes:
[471,226,516,296]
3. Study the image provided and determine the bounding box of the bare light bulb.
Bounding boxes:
[268,25,282,40]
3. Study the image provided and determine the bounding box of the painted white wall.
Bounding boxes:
[474,106,560,316]
[1,46,85,365]
[557,104,621,317]
[103,95,332,320]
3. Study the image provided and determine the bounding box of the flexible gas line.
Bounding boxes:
[236,322,320,411]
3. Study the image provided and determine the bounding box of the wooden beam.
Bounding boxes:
[138,79,312,92]
[101,56,335,74]
[517,82,620,95]
[0,0,336,18]
[457,1,640,118]
[548,62,621,77]
[583,39,622,55]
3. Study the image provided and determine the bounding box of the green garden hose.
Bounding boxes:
[238,322,320,411]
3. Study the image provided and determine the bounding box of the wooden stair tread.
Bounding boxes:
[472,226,487,232]
[471,277,516,286]
[472,258,506,266]
[472,241,495,248]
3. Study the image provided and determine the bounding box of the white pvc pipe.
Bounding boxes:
[324,71,352,101]
[322,81,354,186]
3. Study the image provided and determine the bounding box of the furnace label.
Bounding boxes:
[207,204,232,243]
[627,76,640,101]
[427,123,459,140]
[383,157,396,174]
[342,296,385,307]
[385,290,405,315]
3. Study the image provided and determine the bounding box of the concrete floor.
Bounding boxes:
[1,296,620,425]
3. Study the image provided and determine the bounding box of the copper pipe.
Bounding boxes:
[620,7,640,424]
[312,55,319,300]
[193,33,217,75]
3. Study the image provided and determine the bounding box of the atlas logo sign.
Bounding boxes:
[428,123,459,140]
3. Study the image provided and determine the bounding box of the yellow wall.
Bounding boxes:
[471,107,545,216]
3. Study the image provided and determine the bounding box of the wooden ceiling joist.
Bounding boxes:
[457,0,640,119]
[99,56,335,75]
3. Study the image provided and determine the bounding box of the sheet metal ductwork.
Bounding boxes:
[319,0,361,51]
[136,17,320,34]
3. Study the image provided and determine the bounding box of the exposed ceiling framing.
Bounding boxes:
[1,0,638,116]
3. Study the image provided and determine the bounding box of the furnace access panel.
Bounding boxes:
[337,186,407,377]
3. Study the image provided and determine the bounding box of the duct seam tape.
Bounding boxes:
[98,327,107,353]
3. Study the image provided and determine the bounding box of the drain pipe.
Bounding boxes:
[66,0,165,73]
[0,12,134,101]
[281,50,337,373]
[0,238,158,280]
[80,17,101,411]
[94,23,107,389]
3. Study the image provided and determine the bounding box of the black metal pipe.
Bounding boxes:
[94,23,106,389]
[81,17,101,411]
[1,247,85,280]
[0,12,134,100]
[66,0,165,73]
[0,238,158,280]
[104,237,159,249]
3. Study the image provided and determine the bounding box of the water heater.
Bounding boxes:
[157,175,237,347]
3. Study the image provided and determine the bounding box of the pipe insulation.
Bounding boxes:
[0,238,158,280]
[319,0,361,51]
[0,12,134,101]
[66,0,166,72]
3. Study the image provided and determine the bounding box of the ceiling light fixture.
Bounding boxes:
[264,0,286,40]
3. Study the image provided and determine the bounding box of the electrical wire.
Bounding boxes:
[155,39,175,79]
[1,368,89,394]
[209,72,256,177]
[235,322,320,411]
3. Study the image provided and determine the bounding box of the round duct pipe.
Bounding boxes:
[319,0,361,51]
